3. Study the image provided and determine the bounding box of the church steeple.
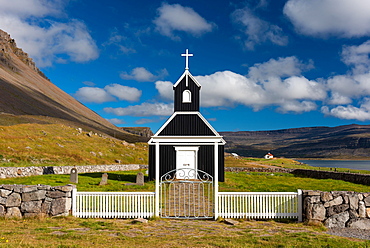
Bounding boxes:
[173,49,201,112]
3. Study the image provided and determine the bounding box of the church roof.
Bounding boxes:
[173,70,201,88]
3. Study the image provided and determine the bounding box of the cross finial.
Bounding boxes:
[181,49,193,70]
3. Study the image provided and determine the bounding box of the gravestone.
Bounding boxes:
[136,172,144,186]
[99,173,108,186]
[125,172,145,186]
[70,168,78,184]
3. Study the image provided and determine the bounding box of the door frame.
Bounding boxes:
[175,146,199,179]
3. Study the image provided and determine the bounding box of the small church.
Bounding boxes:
[148,49,226,182]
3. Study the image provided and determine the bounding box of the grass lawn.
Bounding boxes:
[1,170,370,193]
[1,170,370,247]
[0,217,369,248]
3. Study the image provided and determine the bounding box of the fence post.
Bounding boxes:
[155,142,160,217]
[72,187,77,217]
[297,189,303,222]
[214,142,219,220]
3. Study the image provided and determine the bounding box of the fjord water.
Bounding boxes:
[298,160,370,171]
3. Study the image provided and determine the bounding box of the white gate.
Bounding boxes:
[159,168,214,219]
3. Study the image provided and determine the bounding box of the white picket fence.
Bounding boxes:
[218,191,302,221]
[72,190,155,218]
[71,189,302,221]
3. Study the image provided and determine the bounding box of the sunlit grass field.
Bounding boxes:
[0,123,148,167]
[2,169,370,193]
[1,123,370,247]
[1,165,370,247]
[1,217,369,248]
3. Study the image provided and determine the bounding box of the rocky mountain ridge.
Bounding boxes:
[0,30,48,80]
[0,29,147,143]
[221,124,370,158]
[120,127,154,138]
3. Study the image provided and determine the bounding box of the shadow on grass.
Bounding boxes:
[78,172,149,183]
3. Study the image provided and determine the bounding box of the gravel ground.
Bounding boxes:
[327,228,370,240]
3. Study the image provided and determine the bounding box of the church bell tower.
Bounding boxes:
[173,49,201,112]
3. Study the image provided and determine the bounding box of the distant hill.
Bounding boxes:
[221,124,370,159]
[0,29,148,143]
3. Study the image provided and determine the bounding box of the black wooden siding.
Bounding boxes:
[174,76,200,112]
[158,114,215,136]
[148,144,224,182]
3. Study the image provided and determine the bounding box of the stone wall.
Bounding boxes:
[226,167,370,186]
[303,190,370,229]
[0,184,74,218]
[0,164,148,178]
[292,169,370,186]
[225,167,293,173]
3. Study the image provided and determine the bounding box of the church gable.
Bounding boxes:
[156,113,218,136]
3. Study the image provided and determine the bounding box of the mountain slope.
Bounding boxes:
[0,29,147,143]
[221,124,370,158]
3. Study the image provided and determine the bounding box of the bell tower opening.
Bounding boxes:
[182,90,191,103]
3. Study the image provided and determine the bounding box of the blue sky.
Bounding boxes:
[1,0,370,132]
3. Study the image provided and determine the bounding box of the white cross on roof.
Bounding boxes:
[181,49,193,70]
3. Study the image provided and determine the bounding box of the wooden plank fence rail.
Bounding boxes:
[72,190,155,219]
[218,190,302,221]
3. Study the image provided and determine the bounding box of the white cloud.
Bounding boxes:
[0,0,64,18]
[323,42,370,107]
[104,102,173,117]
[284,0,370,37]
[270,76,326,101]
[231,7,288,50]
[341,40,370,74]
[74,87,115,104]
[247,56,313,81]
[322,98,370,121]
[327,92,352,105]
[120,67,168,82]
[197,72,325,112]
[0,0,99,67]
[154,57,325,113]
[277,100,317,113]
[74,84,141,103]
[153,3,215,40]
[104,84,141,102]
[155,81,173,101]
[195,71,265,108]
[326,73,370,103]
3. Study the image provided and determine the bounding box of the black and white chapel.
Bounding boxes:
[148,49,226,182]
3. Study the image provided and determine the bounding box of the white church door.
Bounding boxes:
[175,147,198,180]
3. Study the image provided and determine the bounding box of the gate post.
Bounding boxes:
[155,142,160,217]
[214,142,219,220]
[297,189,303,222]
[72,187,77,217]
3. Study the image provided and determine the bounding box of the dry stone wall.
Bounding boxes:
[303,190,370,229]
[0,164,147,178]
[0,184,73,218]
[226,167,370,186]
[292,169,370,186]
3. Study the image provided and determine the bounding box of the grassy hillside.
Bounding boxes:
[0,29,147,143]
[0,122,148,167]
